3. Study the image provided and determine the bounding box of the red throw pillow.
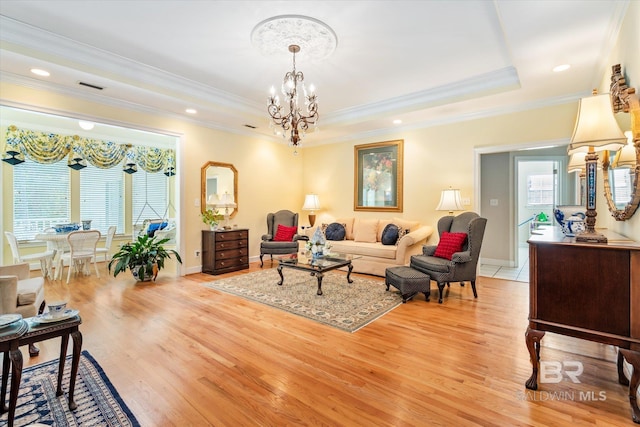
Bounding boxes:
[433,232,468,260]
[273,224,297,242]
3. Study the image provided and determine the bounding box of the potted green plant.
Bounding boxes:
[201,208,224,230]
[108,234,182,281]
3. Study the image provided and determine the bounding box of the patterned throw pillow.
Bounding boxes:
[395,228,410,246]
[273,224,297,242]
[322,222,347,241]
[433,232,468,260]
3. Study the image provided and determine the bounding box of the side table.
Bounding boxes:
[20,314,83,410]
[0,319,28,427]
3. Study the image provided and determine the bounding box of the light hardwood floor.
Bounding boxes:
[16,261,635,426]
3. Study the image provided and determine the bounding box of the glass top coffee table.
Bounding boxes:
[276,253,360,295]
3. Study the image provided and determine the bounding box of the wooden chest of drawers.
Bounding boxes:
[202,229,249,274]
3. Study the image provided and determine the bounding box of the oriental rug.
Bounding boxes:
[203,268,403,332]
[2,350,139,427]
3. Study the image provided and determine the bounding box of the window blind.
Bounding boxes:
[13,159,70,240]
[80,164,124,235]
[132,171,169,224]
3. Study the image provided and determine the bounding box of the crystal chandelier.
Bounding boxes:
[267,44,318,148]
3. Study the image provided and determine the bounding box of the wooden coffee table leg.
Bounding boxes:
[618,349,640,424]
[56,333,70,397]
[277,265,284,286]
[8,347,22,427]
[346,263,354,283]
[525,327,545,390]
[68,330,83,410]
[316,272,324,295]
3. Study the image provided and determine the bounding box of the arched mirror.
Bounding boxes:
[200,161,238,218]
[604,64,639,221]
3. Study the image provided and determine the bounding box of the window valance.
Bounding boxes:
[2,125,176,176]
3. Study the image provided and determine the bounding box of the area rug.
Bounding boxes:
[2,350,139,427]
[203,268,403,332]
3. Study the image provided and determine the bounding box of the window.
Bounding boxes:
[80,164,124,234]
[132,171,169,224]
[611,168,632,206]
[13,159,70,240]
[527,174,555,205]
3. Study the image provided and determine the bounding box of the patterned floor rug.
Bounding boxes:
[203,268,403,332]
[2,350,139,427]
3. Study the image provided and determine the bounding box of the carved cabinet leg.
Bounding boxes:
[618,350,630,386]
[618,349,640,424]
[525,327,545,390]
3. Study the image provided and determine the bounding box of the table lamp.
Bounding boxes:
[216,192,236,229]
[302,194,321,227]
[436,188,464,216]
[567,90,625,243]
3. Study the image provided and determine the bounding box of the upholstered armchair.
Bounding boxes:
[0,263,46,356]
[260,210,306,267]
[410,212,487,303]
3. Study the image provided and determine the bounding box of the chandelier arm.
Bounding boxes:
[266,44,319,148]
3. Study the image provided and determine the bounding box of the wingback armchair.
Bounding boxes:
[410,212,487,303]
[0,262,46,356]
[260,210,306,267]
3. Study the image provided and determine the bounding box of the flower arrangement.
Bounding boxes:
[363,153,394,191]
[201,208,224,228]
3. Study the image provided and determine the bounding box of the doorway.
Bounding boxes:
[515,156,569,267]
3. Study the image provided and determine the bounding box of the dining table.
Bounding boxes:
[34,231,71,280]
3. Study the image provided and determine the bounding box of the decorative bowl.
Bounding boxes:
[553,205,586,237]
[53,223,80,233]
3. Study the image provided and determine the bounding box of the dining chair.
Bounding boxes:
[95,225,117,262]
[4,231,55,280]
[62,230,101,284]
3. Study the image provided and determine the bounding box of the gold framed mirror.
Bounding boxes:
[200,161,238,217]
[603,64,640,221]
[602,141,640,221]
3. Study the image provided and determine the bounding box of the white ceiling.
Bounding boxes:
[0,1,631,145]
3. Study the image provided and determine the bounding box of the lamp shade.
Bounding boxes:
[302,194,320,211]
[217,192,236,208]
[567,92,626,155]
[206,194,219,206]
[436,189,464,213]
[611,132,637,168]
[567,152,587,174]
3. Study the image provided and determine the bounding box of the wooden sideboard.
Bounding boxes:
[202,229,249,275]
[526,227,640,423]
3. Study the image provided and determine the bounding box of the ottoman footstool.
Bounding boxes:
[385,266,430,303]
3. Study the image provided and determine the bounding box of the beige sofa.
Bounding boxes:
[305,217,433,277]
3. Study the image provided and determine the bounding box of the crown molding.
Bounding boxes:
[0,16,261,115]
[321,66,520,126]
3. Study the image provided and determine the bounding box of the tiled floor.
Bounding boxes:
[479,246,529,282]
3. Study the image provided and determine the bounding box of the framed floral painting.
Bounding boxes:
[354,140,403,212]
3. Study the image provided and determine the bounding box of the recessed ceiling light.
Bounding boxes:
[30,68,50,77]
[393,119,402,125]
[552,64,570,73]
[185,108,197,114]
[78,120,95,130]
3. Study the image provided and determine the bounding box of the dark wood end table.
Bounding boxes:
[0,319,29,427]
